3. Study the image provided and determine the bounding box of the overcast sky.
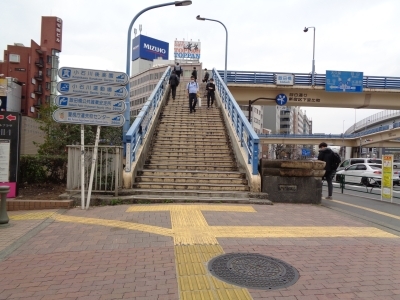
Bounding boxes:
[1,0,400,134]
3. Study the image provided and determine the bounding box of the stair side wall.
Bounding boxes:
[215,92,261,192]
[123,86,171,188]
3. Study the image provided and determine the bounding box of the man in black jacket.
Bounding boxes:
[191,67,197,82]
[206,78,215,109]
[317,142,334,200]
[169,71,179,100]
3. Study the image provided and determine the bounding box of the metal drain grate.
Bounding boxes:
[208,253,299,290]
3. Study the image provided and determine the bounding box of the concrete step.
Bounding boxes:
[153,137,229,142]
[148,153,233,158]
[146,158,235,164]
[147,153,233,160]
[131,182,249,191]
[151,145,232,151]
[70,192,272,205]
[137,169,245,178]
[135,176,248,185]
[144,164,238,171]
[155,131,227,136]
[146,159,236,166]
[148,149,233,155]
[119,188,255,198]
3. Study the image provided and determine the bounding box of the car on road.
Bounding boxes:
[335,163,400,186]
[336,158,382,173]
[393,159,400,169]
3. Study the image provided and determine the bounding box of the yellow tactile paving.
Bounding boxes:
[52,214,174,237]
[175,245,253,300]
[7,204,400,300]
[331,199,400,220]
[9,211,56,220]
[209,226,397,238]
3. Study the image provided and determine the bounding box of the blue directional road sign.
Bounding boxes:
[54,95,126,113]
[57,82,128,99]
[52,109,125,127]
[302,148,311,156]
[275,93,288,106]
[325,70,363,93]
[58,67,129,85]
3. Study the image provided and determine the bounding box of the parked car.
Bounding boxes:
[335,163,400,186]
[393,160,400,169]
[336,158,382,173]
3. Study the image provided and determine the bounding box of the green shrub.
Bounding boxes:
[19,155,67,184]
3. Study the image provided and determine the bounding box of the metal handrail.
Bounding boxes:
[212,68,260,175]
[125,66,171,172]
[218,70,400,89]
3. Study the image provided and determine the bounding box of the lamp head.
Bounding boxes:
[175,0,192,6]
[196,15,205,21]
[303,27,308,32]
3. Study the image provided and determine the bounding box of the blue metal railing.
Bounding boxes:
[212,68,260,175]
[218,70,400,89]
[259,123,400,139]
[125,66,171,172]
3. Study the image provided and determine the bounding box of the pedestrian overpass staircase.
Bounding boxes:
[119,67,265,203]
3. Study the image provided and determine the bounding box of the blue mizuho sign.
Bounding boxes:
[132,34,169,61]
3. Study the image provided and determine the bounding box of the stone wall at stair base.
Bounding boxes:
[260,159,325,204]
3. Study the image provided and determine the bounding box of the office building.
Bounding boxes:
[0,16,62,154]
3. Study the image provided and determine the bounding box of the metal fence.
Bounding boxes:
[67,145,123,194]
[324,173,400,204]
[125,66,171,172]
[212,68,259,175]
[218,70,400,89]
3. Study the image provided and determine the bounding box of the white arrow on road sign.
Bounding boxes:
[58,67,129,85]
[52,109,125,127]
[54,95,126,113]
[57,81,128,99]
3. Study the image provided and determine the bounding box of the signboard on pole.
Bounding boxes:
[382,155,393,201]
[57,82,128,99]
[276,74,294,85]
[58,67,129,85]
[325,70,363,93]
[53,109,125,127]
[0,140,10,182]
[174,40,201,60]
[54,95,126,113]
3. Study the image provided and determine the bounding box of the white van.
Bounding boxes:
[336,158,382,172]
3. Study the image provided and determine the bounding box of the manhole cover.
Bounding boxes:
[208,253,299,290]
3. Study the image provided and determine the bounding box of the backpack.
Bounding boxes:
[174,65,181,71]
[331,152,341,170]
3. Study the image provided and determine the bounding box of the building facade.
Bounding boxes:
[0,16,62,154]
[0,16,62,118]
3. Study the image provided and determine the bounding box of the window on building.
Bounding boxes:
[9,54,20,63]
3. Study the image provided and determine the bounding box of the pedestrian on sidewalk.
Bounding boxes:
[187,76,199,113]
[174,62,182,78]
[169,71,179,100]
[191,67,197,82]
[317,142,335,200]
[206,78,215,109]
[202,68,210,83]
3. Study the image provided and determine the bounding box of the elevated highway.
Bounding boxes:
[219,71,400,109]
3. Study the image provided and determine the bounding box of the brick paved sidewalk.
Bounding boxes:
[0,204,399,300]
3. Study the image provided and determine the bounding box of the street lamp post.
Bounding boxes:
[248,97,276,123]
[123,1,192,150]
[303,26,316,86]
[196,15,228,84]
